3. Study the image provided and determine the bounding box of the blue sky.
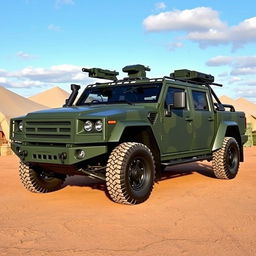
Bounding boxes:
[1,0,256,102]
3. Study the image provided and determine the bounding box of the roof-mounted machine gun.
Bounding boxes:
[169,69,216,85]
[169,69,235,111]
[122,64,151,80]
[82,67,119,81]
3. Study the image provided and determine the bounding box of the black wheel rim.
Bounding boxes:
[128,158,147,191]
[227,145,239,174]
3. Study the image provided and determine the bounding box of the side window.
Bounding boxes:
[192,91,209,111]
[165,87,185,107]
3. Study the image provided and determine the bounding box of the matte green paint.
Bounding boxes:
[212,121,238,151]
[11,142,107,165]
[10,71,247,167]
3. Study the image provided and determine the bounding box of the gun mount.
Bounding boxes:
[170,69,216,85]
[122,64,151,80]
[82,67,119,81]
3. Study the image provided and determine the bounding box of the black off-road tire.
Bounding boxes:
[212,137,240,179]
[19,161,66,193]
[106,142,155,205]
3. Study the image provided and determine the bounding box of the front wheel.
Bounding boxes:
[19,161,66,193]
[212,137,240,179]
[106,142,155,205]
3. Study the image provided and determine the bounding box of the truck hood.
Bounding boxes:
[25,104,156,120]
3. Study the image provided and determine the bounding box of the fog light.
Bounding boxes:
[76,150,86,159]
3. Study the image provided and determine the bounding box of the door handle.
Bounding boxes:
[208,117,214,121]
[185,117,193,122]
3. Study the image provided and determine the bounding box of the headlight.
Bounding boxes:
[18,121,23,132]
[95,120,103,132]
[84,120,93,132]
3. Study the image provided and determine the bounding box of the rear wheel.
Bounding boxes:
[106,142,155,205]
[19,161,66,193]
[212,137,240,179]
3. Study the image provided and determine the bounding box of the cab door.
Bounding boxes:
[191,89,215,151]
[161,86,193,155]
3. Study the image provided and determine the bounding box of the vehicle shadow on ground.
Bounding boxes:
[64,176,106,191]
[63,162,216,193]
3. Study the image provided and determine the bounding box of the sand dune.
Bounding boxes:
[0,86,48,141]
[0,86,47,118]
[220,96,256,117]
[219,96,256,131]
[29,86,69,108]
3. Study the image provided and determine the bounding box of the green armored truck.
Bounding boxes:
[10,65,247,205]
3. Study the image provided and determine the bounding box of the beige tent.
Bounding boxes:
[29,86,69,108]
[0,86,48,143]
[219,96,256,131]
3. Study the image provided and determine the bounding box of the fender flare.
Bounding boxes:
[212,121,240,151]
[108,121,152,142]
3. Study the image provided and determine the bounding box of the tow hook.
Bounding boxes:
[58,152,67,164]
[18,150,28,161]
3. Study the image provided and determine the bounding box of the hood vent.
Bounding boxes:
[147,112,157,125]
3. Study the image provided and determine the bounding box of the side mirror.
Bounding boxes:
[165,91,186,117]
[173,91,186,109]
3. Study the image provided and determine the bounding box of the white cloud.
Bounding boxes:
[236,87,256,102]
[231,67,256,76]
[187,17,256,49]
[155,2,166,11]
[0,64,94,88]
[48,24,61,32]
[206,55,256,102]
[0,69,7,76]
[207,56,256,77]
[16,51,35,60]
[206,56,233,66]
[0,79,44,88]
[144,7,225,32]
[143,7,256,49]
[0,77,8,84]
[233,56,256,68]
[208,56,256,68]
[228,76,242,84]
[236,79,256,103]
[242,80,256,86]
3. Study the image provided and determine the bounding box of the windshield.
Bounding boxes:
[76,83,162,105]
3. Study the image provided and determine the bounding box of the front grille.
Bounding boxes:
[25,121,71,140]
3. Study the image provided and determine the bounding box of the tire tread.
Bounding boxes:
[106,142,155,205]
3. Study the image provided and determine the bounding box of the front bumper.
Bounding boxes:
[11,142,107,165]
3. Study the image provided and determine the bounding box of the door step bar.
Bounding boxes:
[162,155,212,166]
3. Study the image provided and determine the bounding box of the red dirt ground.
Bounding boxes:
[0,147,255,256]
